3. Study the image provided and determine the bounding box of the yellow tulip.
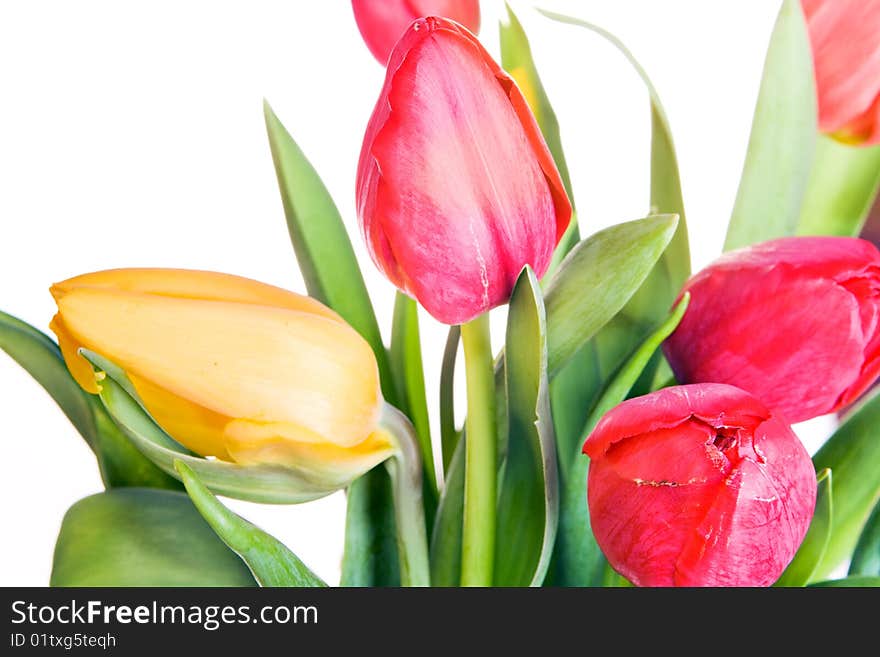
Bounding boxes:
[50,268,394,484]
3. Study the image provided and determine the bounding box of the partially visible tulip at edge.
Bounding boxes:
[356,16,571,325]
[50,268,394,489]
[584,383,817,587]
[663,237,880,424]
[802,0,880,146]
[351,0,481,65]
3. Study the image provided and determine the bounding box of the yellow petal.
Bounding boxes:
[55,286,381,448]
[49,314,101,394]
[128,373,233,460]
[51,268,341,322]
[224,421,394,484]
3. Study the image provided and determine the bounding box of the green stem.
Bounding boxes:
[380,403,430,587]
[460,314,497,586]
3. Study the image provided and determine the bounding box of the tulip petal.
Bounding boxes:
[368,26,556,323]
[55,287,381,449]
[803,0,880,138]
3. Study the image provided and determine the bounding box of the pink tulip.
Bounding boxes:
[584,384,817,587]
[802,0,880,145]
[351,0,481,65]
[356,16,571,325]
[663,237,880,423]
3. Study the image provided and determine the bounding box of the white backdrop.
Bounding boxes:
[1,0,825,586]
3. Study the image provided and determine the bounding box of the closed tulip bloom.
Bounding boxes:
[351,0,481,65]
[664,237,880,423]
[802,0,880,145]
[584,384,817,587]
[356,17,571,325]
[50,269,393,487]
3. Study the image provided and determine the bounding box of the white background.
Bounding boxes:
[0,0,830,586]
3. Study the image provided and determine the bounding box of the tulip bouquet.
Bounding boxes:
[2,0,880,589]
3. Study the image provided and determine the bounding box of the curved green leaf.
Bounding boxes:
[850,498,880,577]
[537,9,690,307]
[724,0,816,250]
[83,351,342,504]
[798,136,880,237]
[813,391,880,579]
[776,468,833,587]
[0,311,178,490]
[341,471,400,587]
[0,310,95,445]
[51,488,256,586]
[439,326,461,474]
[495,268,558,586]
[547,294,689,587]
[545,214,679,375]
[390,293,437,513]
[809,576,880,587]
[175,461,326,587]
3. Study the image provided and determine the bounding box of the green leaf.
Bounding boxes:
[547,294,689,587]
[500,3,580,273]
[537,10,691,318]
[850,497,880,577]
[0,311,178,490]
[776,468,833,587]
[0,310,95,445]
[390,293,437,518]
[439,326,461,474]
[495,268,558,586]
[430,441,464,586]
[341,471,400,586]
[809,576,880,588]
[812,391,880,579]
[798,136,880,237]
[175,461,326,587]
[51,488,257,586]
[264,101,400,586]
[84,351,340,504]
[723,0,816,250]
[545,214,679,376]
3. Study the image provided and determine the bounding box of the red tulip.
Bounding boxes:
[802,0,880,145]
[663,237,880,423]
[584,384,817,587]
[351,0,481,65]
[356,17,571,325]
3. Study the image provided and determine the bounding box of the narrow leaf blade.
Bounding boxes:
[495,268,558,586]
[724,0,816,250]
[813,391,880,579]
[798,136,880,237]
[849,496,880,576]
[176,461,326,587]
[776,468,833,586]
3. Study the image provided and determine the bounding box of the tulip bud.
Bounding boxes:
[584,383,817,587]
[356,16,571,325]
[351,0,481,65]
[663,237,880,423]
[802,0,880,146]
[50,269,394,489]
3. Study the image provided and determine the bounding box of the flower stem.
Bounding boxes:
[460,313,497,586]
[380,403,430,587]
